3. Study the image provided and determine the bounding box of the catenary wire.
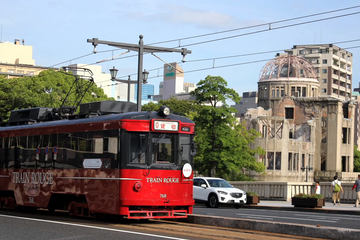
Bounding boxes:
[87,11,360,66]
[98,45,360,88]
[109,40,360,81]
[49,5,360,67]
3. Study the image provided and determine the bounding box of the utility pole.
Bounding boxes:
[87,35,191,112]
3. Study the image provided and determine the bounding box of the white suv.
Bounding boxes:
[193,177,247,208]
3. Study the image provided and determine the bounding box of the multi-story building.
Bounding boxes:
[0,39,49,78]
[135,83,155,105]
[233,91,258,117]
[157,63,196,101]
[243,55,356,182]
[283,44,353,101]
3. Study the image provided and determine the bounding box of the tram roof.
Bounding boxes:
[0,111,194,132]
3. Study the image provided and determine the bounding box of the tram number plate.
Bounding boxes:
[160,194,167,198]
[154,120,178,131]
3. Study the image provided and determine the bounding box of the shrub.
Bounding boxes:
[293,193,324,199]
[246,192,259,197]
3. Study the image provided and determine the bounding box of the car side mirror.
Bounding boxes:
[200,184,207,188]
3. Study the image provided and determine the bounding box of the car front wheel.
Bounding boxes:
[207,194,219,208]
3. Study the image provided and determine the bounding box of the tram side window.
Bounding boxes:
[20,136,36,169]
[129,133,147,164]
[0,137,6,168]
[55,130,119,169]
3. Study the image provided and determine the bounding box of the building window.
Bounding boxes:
[280,87,285,97]
[288,153,293,171]
[308,154,313,171]
[301,154,305,170]
[293,153,299,171]
[341,156,349,172]
[291,87,296,97]
[275,152,281,170]
[262,125,267,138]
[302,87,306,97]
[289,128,294,139]
[322,69,327,74]
[322,59,328,64]
[342,127,350,144]
[267,152,274,170]
[321,88,327,93]
[322,79,327,83]
[285,107,294,119]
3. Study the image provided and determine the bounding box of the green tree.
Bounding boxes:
[354,146,360,172]
[192,75,264,179]
[142,97,197,117]
[0,69,111,121]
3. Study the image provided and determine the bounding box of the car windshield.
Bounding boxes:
[207,179,233,188]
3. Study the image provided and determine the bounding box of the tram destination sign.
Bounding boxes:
[153,120,179,131]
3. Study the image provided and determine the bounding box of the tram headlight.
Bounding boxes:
[158,106,170,117]
[133,181,143,192]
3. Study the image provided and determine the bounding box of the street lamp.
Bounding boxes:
[109,67,149,103]
[110,66,136,102]
[142,69,149,84]
[87,35,191,112]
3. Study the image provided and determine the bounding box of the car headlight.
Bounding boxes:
[217,190,228,195]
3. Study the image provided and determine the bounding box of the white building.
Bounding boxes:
[157,63,195,101]
[68,64,135,101]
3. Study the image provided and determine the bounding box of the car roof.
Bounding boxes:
[194,177,224,180]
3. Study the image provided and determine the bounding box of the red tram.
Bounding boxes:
[0,101,195,219]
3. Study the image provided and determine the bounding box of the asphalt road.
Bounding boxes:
[0,210,325,240]
[194,205,360,229]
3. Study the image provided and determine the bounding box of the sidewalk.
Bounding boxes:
[251,200,360,214]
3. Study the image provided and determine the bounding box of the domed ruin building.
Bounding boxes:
[244,55,356,182]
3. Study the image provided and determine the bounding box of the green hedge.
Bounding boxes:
[293,193,324,199]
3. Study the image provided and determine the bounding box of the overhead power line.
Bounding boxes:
[110,40,360,80]
[181,11,360,47]
[49,5,360,67]
[151,5,360,45]
[98,44,360,88]
[87,10,360,66]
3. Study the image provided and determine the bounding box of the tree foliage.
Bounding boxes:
[354,146,360,172]
[0,70,111,121]
[142,97,198,117]
[192,75,264,180]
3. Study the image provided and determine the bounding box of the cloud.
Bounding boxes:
[162,5,238,29]
[122,2,239,29]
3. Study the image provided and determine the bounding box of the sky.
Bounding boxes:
[1,0,360,96]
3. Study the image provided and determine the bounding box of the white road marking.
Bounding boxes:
[0,214,188,240]
[239,213,337,223]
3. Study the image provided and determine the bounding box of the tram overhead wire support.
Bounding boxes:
[87,35,191,112]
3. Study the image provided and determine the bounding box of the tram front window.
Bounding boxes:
[152,133,175,164]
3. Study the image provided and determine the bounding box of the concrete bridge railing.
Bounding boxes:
[230,181,358,202]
